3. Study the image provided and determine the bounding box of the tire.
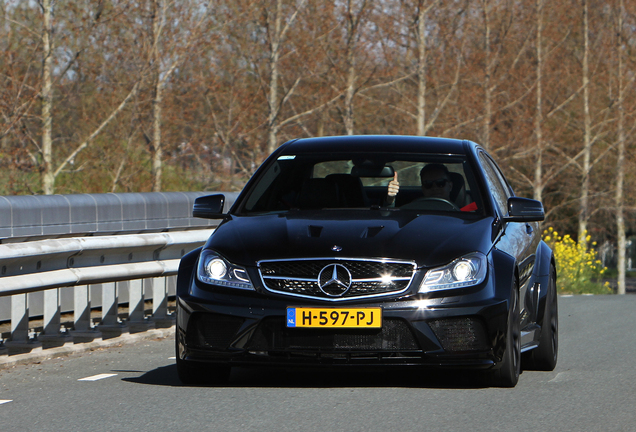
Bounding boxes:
[490,284,521,388]
[523,267,558,371]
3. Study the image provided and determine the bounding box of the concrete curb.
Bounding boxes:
[0,326,175,369]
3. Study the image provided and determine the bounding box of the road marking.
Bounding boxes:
[168,356,176,360]
[549,372,569,383]
[78,373,118,381]
[0,400,12,405]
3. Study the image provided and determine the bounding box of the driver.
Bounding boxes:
[386,163,453,204]
[419,164,453,200]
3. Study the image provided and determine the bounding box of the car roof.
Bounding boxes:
[280,135,472,155]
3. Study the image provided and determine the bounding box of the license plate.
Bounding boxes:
[286,307,382,328]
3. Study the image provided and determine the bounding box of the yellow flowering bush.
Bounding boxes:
[543,227,612,295]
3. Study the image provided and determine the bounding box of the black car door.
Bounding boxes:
[478,152,541,331]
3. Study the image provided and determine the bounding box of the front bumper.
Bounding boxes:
[176,285,509,369]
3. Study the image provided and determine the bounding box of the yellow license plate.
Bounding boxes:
[286,307,382,328]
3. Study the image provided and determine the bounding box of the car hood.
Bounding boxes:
[206,210,495,268]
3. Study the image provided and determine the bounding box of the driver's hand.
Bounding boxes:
[387,173,399,204]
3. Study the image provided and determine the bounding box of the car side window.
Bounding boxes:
[479,153,509,217]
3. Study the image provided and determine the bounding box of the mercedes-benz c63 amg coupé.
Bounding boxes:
[176,135,558,387]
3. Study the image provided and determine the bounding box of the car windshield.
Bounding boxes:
[238,152,484,215]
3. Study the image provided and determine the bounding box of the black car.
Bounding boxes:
[176,135,558,387]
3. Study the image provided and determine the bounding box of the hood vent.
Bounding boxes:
[307,225,323,237]
[361,226,384,238]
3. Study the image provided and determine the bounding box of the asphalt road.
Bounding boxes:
[1,295,635,432]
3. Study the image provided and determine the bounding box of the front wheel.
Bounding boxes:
[490,284,520,387]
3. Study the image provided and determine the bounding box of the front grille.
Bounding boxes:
[258,259,416,300]
[428,317,490,352]
[246,317,420,352]
[186,313,245,349]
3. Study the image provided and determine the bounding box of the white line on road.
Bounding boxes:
[168,357,176,360]
[0,400,12,405]
[78,373,118,382]
[549,372,569,383]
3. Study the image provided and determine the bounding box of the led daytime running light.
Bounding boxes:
[197,250,254,290]
[420,252,487,292]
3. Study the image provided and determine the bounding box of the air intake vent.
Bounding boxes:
[186,313,245,349]
[428,317,489,352]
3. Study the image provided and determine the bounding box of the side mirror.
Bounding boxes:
[193,194,225,219]
[504,197,545,222]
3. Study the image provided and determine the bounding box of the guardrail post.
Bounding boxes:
[127,279,154,332]
[71,285,102,343]
[151,276,174,327]
[40,288,72,348]
[98,282,129,338]
[167,274,177,297]
[4,293,42,354]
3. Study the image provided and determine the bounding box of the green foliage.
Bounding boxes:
[543,227,613,295]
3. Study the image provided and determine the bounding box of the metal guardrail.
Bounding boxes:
[0,192,235,357]
[0,231,210,295]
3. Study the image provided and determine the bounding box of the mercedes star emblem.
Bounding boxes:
[317,264,352,297]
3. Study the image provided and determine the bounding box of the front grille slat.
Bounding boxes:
[258,258,416,300]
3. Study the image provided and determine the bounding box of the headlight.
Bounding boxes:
[419,252,487,292]
[197,250,254,290]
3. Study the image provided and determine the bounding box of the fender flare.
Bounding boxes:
[491,248,518,302]
[533,240,556,327]
[177,246,202,298]
[489,248,518,361]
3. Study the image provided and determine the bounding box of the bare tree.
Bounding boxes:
[578,0,592,245]
[40,0,53,194]
[533,0,544,202]
[615,0,627,294]
[148,0,212,191]
[9,1,144,194]
[264,0,307,154]
[341,0,369,135]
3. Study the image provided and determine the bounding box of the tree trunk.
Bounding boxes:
[482,0,492,151]
[267,0,283,154]
[152,79,163,192]
[615,0,626,295]
[41,0,54,195]
[416,1,427,136]
[343,0,358,136]
[533,0,544,202]
[578,0,591,247]
[151,0,164,192]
